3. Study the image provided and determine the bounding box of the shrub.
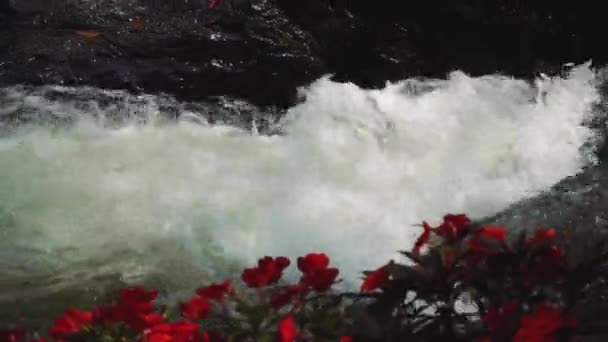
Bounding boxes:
[2,214,608,342]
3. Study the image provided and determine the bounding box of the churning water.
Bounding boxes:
[0,64,602,324]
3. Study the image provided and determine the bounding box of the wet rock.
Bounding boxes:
[0,84,280,133]
[1,0,608,108]
[479,164,608,235]
[276,0,608,83]
[0,0,325,108]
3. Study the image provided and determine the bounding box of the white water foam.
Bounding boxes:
[0,64,601,295]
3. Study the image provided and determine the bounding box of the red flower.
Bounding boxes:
[339,337,352,342]
[118,287,159,314]
[278,314,298,342]
[296,253,338,292]
[144,332,172,342]
[300,267,339,292]
[360,265,390,293]
[413,222,432,255]
[468,226,506,257]
[241,268,264,288]
[478,226,507,240]
[522,246,566,286]
[128,313,166,332]
[297,253,330,274]
[0,329,25,342]
[241,256,291,288]
[483,301,519,336]
[91,288,165,331]
[49,307,93,340]
[521,228,564,285]
[513,305,577,342]
[271,284,306,309]
[101,287,165,332]
[196,280,233,302]
[414,214,471,254]
[260,256,291,282]
[92,305,123,324]
[180,296,211,321]
[435,214,471,241]
[527,228,556,245]
[143,321,200,342]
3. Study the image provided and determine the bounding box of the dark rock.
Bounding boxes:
[480,164,608,235]
[0,84,279,133]
[2,1,608,109]
[276,0,608,83]
[0,0,326,108]
[1,0,11,13]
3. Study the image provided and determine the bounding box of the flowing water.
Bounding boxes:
[0,64,603,328]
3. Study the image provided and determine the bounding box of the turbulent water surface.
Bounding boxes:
[0,64,603,327]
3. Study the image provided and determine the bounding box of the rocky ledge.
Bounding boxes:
[2,0,608,109]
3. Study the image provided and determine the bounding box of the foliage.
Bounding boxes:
[2,214,608,342]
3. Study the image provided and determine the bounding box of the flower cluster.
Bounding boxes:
[352,214,607,342]
[0,253,347,342]
[2,214,607,342]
